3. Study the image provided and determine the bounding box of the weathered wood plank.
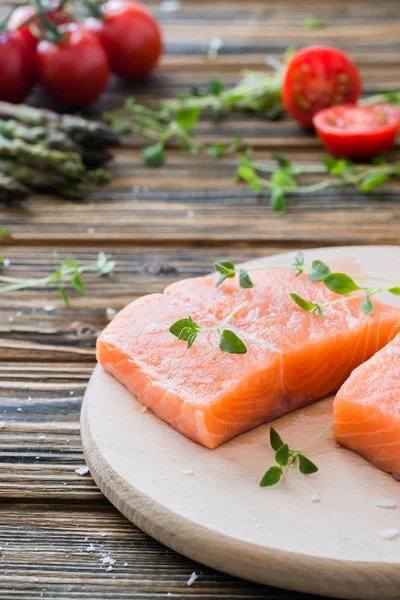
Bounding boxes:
[0,503,321,599]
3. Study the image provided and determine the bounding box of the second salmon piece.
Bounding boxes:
[334,334,400,478]
[97,269,400,449]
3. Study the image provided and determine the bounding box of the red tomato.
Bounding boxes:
[313,103,400,158]
[282,46,362,127]
[35,24,110,108]
[8,4,71,61]
[85,0,162,79]
[0,31,34,103]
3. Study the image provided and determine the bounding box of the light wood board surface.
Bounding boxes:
[82,246,400,600]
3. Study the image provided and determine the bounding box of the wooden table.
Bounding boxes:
[0,0,399,598]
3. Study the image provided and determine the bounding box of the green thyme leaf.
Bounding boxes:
[169,318,197,338]
[292,251,305,276]
[187,331,198,349]
[175,106,201,128]
[270,427,284,451]
[260,466,283,487]
[0,226,11,238]
[389,287,400,295]
[275,443,289,467]
[361,291,374,315]
[290,293,323,317]
[272,152,292,169]
[142,143,165,167]
[71,273,85,293]
[214,260,236,286]
[96,251,116,275]
[239,268,254,289]
[303,15,327,29]
[308,259,331,282]
[58,286,70,307]
[323,273,361,295]
[219,329,247,354]
[298,454,319,475]
[360,173,389,192]
[208,78,224,96]
[270,185,286,211]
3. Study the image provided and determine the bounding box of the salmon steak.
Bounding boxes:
[97,268,400,449]
[334,334,400,478]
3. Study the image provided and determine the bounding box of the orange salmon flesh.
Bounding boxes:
[334,334,400,478]
[97,269,400,449]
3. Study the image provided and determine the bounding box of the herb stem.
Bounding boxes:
[201,300,249,332]
[299,421,334,453]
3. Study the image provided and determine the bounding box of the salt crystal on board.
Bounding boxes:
[182,468,194,476]
[3,259,10,267]
[375,498,396,509]
[100,556,116,565]
[311,492,321,503]
[376,528,399,540]
[86,544,95,552]
[75,466,89,476]
[141,406,148,413]
[106,308,117,318]
[187,572,198,586]
[0,422,5,429]
[44,304,56,312]
[87,227,95,234]
[105,566,114,572]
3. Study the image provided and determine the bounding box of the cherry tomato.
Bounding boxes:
[8,3,70,59]
[0,31,34,103]
[85,0,162,79]
[282,46,362,127]
[35,23,110,108]
[313,103,400,158]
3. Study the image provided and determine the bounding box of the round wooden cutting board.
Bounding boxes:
[81,246,400,600]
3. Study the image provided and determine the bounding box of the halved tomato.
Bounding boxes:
[282,46,362,127]
[313,103,400,158]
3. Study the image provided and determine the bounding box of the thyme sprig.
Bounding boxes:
[236,151,400,211]
[260,423,332,487]
[0,251,115,306]
[213,252,400,317]
[169,301,248,354]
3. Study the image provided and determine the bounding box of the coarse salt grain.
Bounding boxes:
[311,492,321,503]
[0,422,5,429]
[106,308,117,318]
[100,556,116,565]
[182,468,194,476]
[3,258,10,267]
[44,305,56,312]
[376,528,399,540]
[187,572,198,586]
[86,544,96,552]
[75,466,89,476]
[375,498,396,509]
[87,227,95,234]
[105,566,114,572]
[141,406,148,413]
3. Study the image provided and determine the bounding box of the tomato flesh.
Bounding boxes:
[86,0,162,79]
[313,103,400,158]
[282,46,362,127]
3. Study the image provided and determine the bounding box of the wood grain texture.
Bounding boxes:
[0,0,400,597]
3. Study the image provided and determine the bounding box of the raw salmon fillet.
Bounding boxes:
[97,269,400,449]
[334,334,400,478]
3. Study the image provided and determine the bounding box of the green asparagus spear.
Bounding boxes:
[0,160,70,189]
[0,119,78,152]
[0,136,85,178]
[0,173,29,202]
[0,102,120,148]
